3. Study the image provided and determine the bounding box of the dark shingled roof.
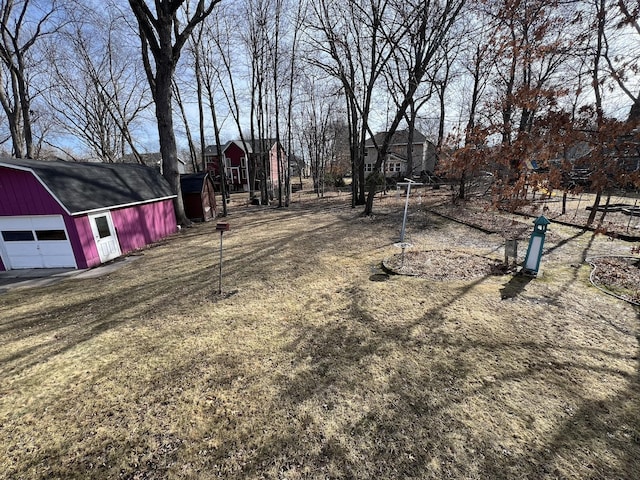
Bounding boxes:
[0,158,175,215]
[180,172,213,194]
[365,129,428,147]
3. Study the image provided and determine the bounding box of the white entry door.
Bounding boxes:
[88,212,121,263]
[0,215,76,269]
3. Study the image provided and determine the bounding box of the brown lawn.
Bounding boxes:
[1,192,639,479]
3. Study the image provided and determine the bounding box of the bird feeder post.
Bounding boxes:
[522,216,550,276]
[215,222,230,293]
[505,239,518,267]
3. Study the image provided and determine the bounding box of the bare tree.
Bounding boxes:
[282,2,308,205]
[362,0,466,215]
[198,30,229,216]
[307,0,400,207]
[172,78,198,170]
[458,47,492,197]
[298,73,342,196]
[0,0,60,158]
[127,0,222,225]
[46,9,150,162]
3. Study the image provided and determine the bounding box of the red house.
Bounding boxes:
[204,141,251,192]
[204,139,287,196]
[0,158,177,271]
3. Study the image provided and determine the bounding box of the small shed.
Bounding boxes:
[180,172,217,222]
[0,158,177,271]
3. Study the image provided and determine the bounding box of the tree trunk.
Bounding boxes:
[18,76,34,158]
[7,114,25,158]
[405,104,416,178]
[209,89,227,217]
[173,81,198,171]
[155,61,189,226]
[587,190,602,226]
[597,192,611,226]
[194,34,206,172]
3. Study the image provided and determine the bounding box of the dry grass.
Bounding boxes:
[1,194,639,479]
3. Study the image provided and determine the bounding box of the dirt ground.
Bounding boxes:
[1,192,639,479]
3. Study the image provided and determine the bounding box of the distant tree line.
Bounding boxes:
[1,0,640,221]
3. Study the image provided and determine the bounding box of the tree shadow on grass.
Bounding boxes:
[268,265,640,478]
[0,207,355,380]
[480,314,640,479]
[0,263,216,378]
[268,273,497,477]
[3,200,638,479]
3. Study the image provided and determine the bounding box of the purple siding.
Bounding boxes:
[0,167,66,216]
[73,200,176,269]
[111,200,177,253]
[73,216,99,269]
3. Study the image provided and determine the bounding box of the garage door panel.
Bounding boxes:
[6,255,42,268]
[42,253,76,268]
[32,217,68,229]
[3,241,42,268]
[0,218,33,229]
[4,242,39,256]
[0,215,76,269]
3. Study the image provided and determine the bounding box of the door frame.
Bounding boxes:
[88,211,121,263]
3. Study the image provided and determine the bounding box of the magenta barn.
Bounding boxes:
[0,158,177,271]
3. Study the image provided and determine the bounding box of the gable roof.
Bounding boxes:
[249,138,279,154]
[205,140,254,156]
[204,144,224,156]
[365,129,428,147]
[180,172,215,194]
[0,158,175,216]
[204,139,287,157]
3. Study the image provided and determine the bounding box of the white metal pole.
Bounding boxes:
[400,182,412,242]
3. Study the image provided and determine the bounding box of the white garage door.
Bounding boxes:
[0,216,77,269]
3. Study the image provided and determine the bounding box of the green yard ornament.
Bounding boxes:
[522,216,550,276]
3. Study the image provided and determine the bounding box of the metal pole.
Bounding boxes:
[400,182,412,242]
[218,231,224,294]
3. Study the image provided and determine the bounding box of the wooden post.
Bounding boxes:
[215,222,230,294]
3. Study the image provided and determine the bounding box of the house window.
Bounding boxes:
[36,230,67,241]
[94,216,111,239]
[241,157,246,168]
[2,230,34,241]
[225,158,232,168]
[365,163,374,172]
[387,162,401,172]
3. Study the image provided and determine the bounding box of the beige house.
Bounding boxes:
[364,129,437,177]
